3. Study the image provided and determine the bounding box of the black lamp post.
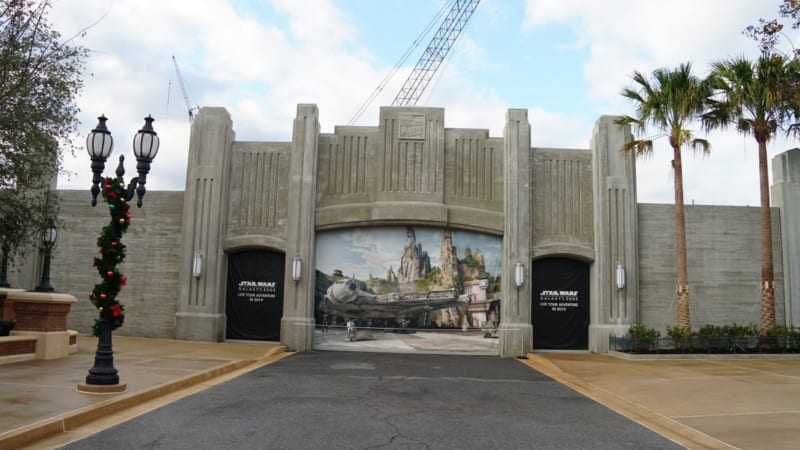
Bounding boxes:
[82,114,159,388]
[34,225,58,292]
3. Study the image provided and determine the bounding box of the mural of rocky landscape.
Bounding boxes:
[314,227,502,354]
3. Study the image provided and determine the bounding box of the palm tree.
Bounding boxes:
[704,54,800,333]
[617,63,712,331]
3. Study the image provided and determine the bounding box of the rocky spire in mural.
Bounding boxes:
[386,266,397,284]
[459,247,486,281]
[397,227,431,291]
[436,229,459,289]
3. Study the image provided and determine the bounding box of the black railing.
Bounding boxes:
[610,335,800,354]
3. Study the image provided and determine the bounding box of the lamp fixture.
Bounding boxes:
[192,253,203,278]
[34,224,59,292]
[514,262,525,287]
[86,115,160,207]
[292,255,302,282]
[42,225,58,247]
[616,263,626,290]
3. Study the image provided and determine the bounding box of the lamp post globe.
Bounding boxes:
[34,225,58,292]
[87,115,115,207]
[133,115,160,161]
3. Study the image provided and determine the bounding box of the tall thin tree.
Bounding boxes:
[704,54,800,332]
[617,63,712,331]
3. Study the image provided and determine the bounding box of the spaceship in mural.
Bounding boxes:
[323,279,468,320]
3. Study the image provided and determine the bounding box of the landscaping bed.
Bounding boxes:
[610,324,800,354]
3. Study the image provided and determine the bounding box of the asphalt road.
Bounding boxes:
[60,351,683,450]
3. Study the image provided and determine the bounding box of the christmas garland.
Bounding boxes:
[88,176,131,337]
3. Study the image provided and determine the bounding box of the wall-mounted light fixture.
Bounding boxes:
[616,263,626,290]
[514,262,525,287]
[292,255,302,282]
[192,253,203,278]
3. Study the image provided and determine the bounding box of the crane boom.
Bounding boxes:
[172,55,198,122]
[392,0,480,107]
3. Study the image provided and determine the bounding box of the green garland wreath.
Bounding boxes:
[89,176,132,337]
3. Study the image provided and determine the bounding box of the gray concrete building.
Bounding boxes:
[11,105,799,356]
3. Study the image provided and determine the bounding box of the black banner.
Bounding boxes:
[226,250,284,341]
[531,258,589,350]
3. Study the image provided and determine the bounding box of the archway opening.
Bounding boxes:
[225,249,284,341]
[531,258,590,350]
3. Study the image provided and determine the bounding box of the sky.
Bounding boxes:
[48,0,800,206]
[315,227,502,280]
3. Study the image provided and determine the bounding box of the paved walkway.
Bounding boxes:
[0,336,798,449]
[523,353,800,450]
[0,335,287,450]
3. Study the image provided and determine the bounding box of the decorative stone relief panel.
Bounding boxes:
[531,148,594,257]
[227,142,289,239]
[317,129,376,206]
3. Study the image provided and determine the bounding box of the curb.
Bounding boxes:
[518,353,737,450]
[0,346,290,450]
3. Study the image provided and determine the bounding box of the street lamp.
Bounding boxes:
[34,225,58,292]
[81,115,159,390]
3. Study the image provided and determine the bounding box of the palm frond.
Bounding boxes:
[622,139,654,158]
[618,61,710,158]
[690,138,711,156]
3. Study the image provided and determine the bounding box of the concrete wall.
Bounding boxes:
[638,203,785,330]
[10,104,793,355]
[51,190,184,338]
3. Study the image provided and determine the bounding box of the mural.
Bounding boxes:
[314,226,502,353]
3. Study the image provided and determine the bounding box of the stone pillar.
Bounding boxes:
[9,291,76,359]
[175,108,235,342]
[280,104,320,351]
[772,148,800,327]
[499,109,533,357]
[589,116,639,352]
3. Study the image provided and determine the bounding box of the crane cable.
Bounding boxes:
[347,0,455,126]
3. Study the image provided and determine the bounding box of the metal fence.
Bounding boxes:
[609,335,800,354]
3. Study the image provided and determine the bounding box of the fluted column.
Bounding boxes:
[280,104,320,351]
[175,108,235,341]
[772,148,800,327]
[499,109,532,357]
[589,116,638,352]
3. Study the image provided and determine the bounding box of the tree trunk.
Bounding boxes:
[672,143,690,331]
[757,138,775,333]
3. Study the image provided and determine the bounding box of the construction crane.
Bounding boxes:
[392,0,480,106]
[172,55,199,123]
[348,0,479,124]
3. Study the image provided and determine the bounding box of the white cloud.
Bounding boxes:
[47,0,800,209]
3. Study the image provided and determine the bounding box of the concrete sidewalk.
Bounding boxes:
[1,336,799,449]
[523,353,800,450]
[0,335,288,450]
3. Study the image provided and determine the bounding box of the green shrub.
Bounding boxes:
[0,319,14,336]
[698,324,724,339]
[764,325,800,351]
[628,324,660,341]
[722,323,759,339]
[765,325,799,338]
[666,325,693,351]
[626,324,660,352]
